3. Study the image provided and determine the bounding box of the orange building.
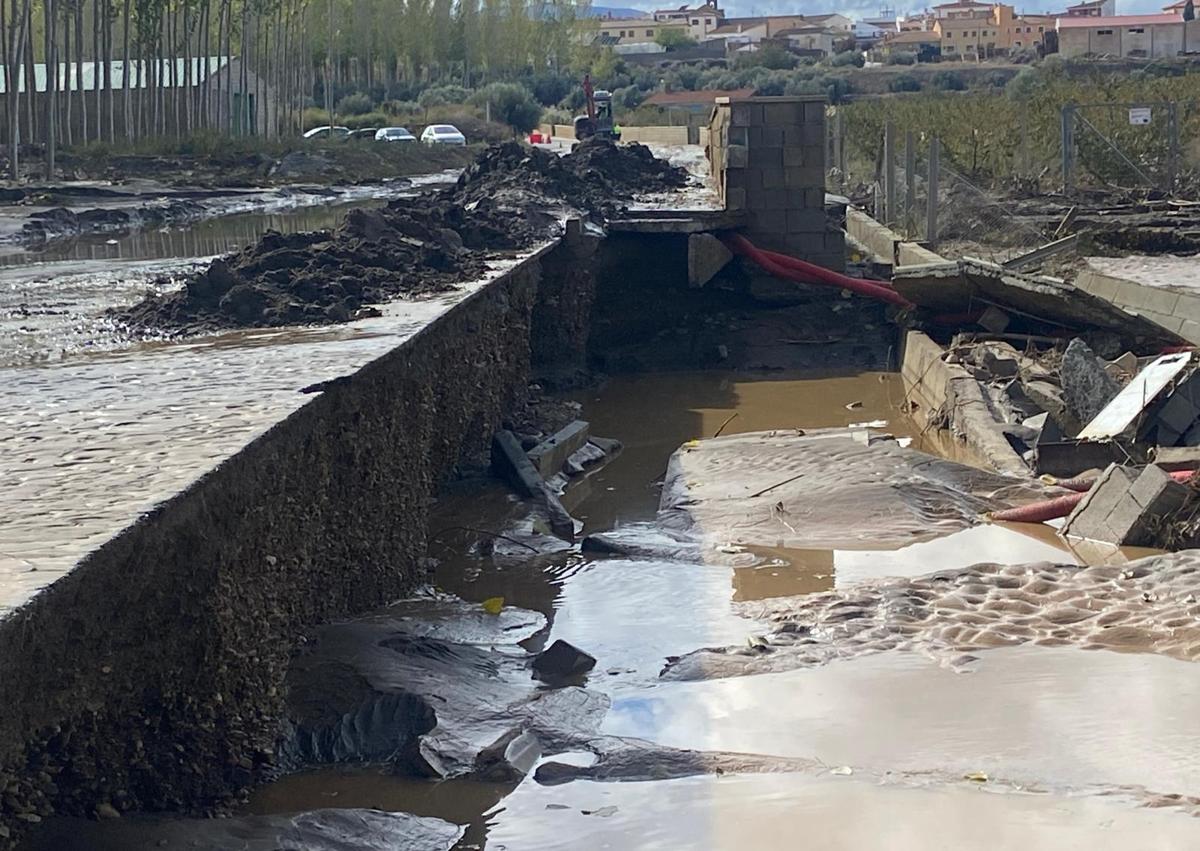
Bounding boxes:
[935,3,1054,57]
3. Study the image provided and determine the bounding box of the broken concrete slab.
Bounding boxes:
[1060,463,1189,546]
[1061,338,1121,427]
[893,257,1181,346]
[687,232,734,288]
[1078,352,1193,441]
[657,428,1046,550]
[528,420,591,479]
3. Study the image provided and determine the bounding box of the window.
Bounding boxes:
[1026,26,1031,31]
[691,17,699,24]
[1038,25,1044,30]
[946,30,953,36]
[1128,27,1144,33]
[1015,39,1022,45]
[971,29,976,35]
[1097,28,1113,34]
[647,29,654,35]
[706,17,713,23]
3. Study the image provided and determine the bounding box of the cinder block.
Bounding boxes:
[763,101,803,125]
[747,126,764,147]
[725,187,746,211]
[729,125,749,146]
[783,146,808,167]
[1125,282,1180,315]
[758,167,785,189]
[800,124,824,147]
[731,102,754,127]
[761,126,786,147]
[724,168,748,190]
[750,209,789,234]
[1061,463,1188,545]
[803,101,827,123]
[1181,319,1200,345]
[749,146,783,168]
[824,231,846,252]
[727,144,749,169]
[787,208,827,233]
[784,166,824,189]
[1157,391,1200,435]
[1174,292,1200,324]
[803,187,826,208]
[748,188,792,210]
[789,231,828,256]
[801,145,826,169]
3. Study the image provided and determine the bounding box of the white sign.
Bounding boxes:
[1129,107,1152,125]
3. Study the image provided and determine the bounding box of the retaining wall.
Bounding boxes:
[1076,266,1200,345]
[708,95,843,271]
[0,244,586,844]
[846,208,943,267]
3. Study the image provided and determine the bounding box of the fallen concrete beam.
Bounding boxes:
[493,431,576,542]
[1153,446,1200,471]
[893,257,1182,345]
[527,420,591,479]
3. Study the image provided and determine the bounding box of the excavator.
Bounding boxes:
[573,74,620,142]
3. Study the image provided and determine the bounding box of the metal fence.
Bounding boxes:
[829,113,1049,260]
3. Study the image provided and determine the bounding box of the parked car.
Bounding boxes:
[302,125,350,139]
[420,124,467,146]
[375,126,416,142]
[348,128,379,141]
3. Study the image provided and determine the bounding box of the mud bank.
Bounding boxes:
[109,141,689,337]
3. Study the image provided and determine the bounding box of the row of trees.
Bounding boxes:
[0,0,598,179]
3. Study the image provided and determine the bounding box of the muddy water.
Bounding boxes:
[237,369,1199,850]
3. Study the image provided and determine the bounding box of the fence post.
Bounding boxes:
[1168,101,1180,189]
[884,121,896,225]
[927,136,940,245]
[904,129,916,237]
[840,109,849,183]
[1061,104,1074,195]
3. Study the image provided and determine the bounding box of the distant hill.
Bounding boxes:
[588,6,649,18]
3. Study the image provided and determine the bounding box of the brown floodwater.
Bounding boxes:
[237,369,1197,851]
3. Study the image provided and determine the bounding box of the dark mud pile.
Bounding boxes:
[110,140,688,335]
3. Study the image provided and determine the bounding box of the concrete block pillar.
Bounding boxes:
[710,95,843,272]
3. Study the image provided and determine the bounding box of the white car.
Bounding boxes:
[421,124,467,146]
[375,126,416,142]
[303,125,350,139]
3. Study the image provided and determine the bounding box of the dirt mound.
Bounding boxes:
[111,140,688,335]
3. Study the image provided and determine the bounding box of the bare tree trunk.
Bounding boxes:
[183,0,191,134]
[103,0,113,140]
[63,6,72,146]
[121,0,131,140]
[22,6,34,142]
[91,0,99,141]
[44,0,58,177]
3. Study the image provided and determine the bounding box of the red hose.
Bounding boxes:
[993,469,1196,523]
[724,233,914,309]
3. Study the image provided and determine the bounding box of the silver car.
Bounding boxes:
[375,126,416,142]
[420,124,467,145]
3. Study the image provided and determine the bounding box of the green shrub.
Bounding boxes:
[886,52,917,66]
[888,73,921,93]
[418,85,471,109]
[830,50,864,68]
[469,82,542,133]
[343,111,388,130]
[336,92,375,115]
[931,70,966,91]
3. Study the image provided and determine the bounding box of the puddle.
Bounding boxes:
[484,772,1200,851]
[604,645,1200,796]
